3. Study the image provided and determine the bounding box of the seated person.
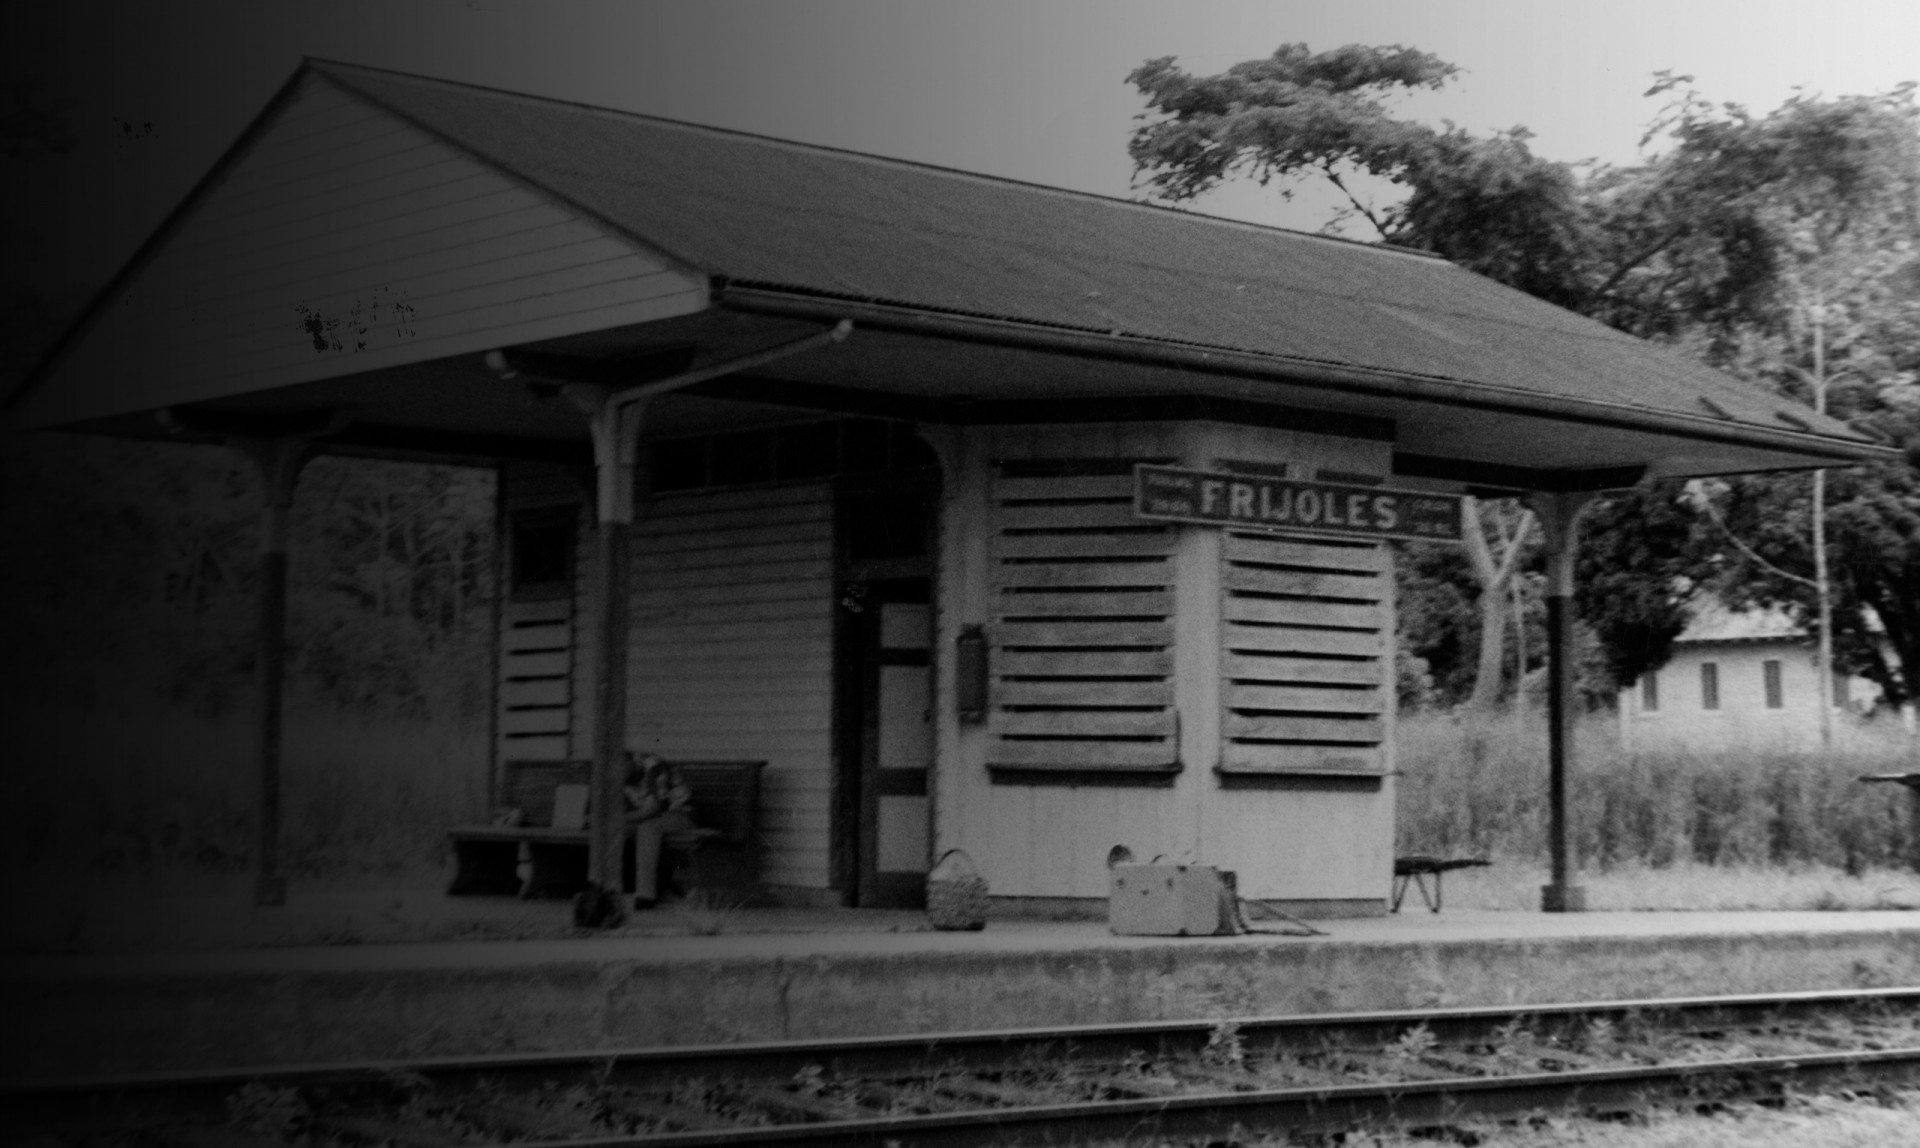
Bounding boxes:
[624,752,693,910]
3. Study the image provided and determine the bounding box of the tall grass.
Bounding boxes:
[1397,708,1919,873]
[7,688,487,889]
[15,686,1915,905]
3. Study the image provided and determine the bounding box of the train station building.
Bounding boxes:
[8,61,1891,918]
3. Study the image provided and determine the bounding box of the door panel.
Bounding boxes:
[876,795,930,872]
[878,663,932,764]
[856,587,933,907]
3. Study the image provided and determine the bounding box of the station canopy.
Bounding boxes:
[9,59,1895,489]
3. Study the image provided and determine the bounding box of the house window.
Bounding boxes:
[508,509,576,601]
[1701,662,1719,711]
[1763,659,1784,709]
[1641,672,1659,712]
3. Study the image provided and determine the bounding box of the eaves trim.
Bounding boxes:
[713,281,1897,471]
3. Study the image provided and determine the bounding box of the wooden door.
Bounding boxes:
[853,579,933,907]
[834,468,938,908]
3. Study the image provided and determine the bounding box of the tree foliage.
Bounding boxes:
[0,432,496,720]
[1664,88,1920,710]
[1573,481,1704,690]
[1130,44,1920,710]
[1130,46,1590,307]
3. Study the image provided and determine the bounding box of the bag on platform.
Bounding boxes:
[926,848,988,931]
[572,883,620,928]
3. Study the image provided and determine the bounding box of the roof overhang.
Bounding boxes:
[23,291,1899,489]
[709,283,1894,487]
[7,58,1898,492]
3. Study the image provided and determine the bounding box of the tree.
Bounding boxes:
[1129,46,1594,309]
[1128,45,1920,710]
[1459,498,1534,710]
[1574,480,1703,690]
[1651,85,1920,719]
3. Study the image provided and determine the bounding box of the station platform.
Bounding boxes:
[10,888,1920,1083]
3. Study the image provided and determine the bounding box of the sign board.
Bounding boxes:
[1134,464,1464,543]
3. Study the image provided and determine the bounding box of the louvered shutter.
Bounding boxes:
[985,462,1180,777]
[1218,530,1390,774]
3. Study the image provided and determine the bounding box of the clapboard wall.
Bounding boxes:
[496,464,588,768]
[935,420,1397,908]
[626,482,837,892]
[23,71,706,428]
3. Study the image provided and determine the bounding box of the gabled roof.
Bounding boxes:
[9,59,1893,475]
[1676,599,1889,646]
[1677,601,1806,645]
[306,60,1879,458]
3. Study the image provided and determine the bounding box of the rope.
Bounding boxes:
[1232,895,1328,937]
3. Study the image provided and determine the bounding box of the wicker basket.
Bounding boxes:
[926,848,988,931]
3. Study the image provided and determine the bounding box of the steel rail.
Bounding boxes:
[11,984,1919,1098]
[496,1045,1920,1147]
[11,986,1920,1138]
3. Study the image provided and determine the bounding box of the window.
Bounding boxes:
[1701,662,1719,711]
[1641,671,1659,712]
[649,419,931,492]
[508,509,575,601]
[1763,660,1784,709]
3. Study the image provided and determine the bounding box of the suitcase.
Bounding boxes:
[1108,863,1238,936]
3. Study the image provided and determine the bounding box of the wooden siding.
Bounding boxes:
[497,598,573,761]
[21,72,706,429]
[1195,431,1396,900]
[628,483,836,890]
[496,464,587,767]
[1218,530,1391,775]
[934,425,1199,901]
[984,468,1180,775]
[937,421,1399,903]
[1199,783,1394,899]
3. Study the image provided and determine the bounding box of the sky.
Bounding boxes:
[9,0,1920,301]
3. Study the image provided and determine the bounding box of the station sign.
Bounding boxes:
[1133,464,1464,543]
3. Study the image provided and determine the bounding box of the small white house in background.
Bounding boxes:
[1618,602,1900,754]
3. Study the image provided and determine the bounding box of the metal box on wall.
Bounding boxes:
[1108,863,1234,936]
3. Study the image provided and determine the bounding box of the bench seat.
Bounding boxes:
[446,760,763,900]
[1390,855,1491,913]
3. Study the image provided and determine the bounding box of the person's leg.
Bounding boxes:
[656,810,694,898]
[631,818,668,907]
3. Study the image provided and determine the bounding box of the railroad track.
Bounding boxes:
[15,987,1920,1146]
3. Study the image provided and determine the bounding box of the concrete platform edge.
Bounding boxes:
[12,923,1920,1081]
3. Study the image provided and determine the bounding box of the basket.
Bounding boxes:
[926,848,988,931]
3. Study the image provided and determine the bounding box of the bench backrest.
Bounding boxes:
[498,759,764,842]
[674,761,765,846]
[504,761,589,826]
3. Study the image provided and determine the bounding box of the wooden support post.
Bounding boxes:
[235,436,314,909]
[1529,490,1595,913]
[1910,786,1920,875]
[588,512,631,899]
[491,321,853,923]
[567,385,648,915]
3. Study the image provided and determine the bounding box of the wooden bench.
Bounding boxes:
[446,760,766,900]
[1390,855,1491,913]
